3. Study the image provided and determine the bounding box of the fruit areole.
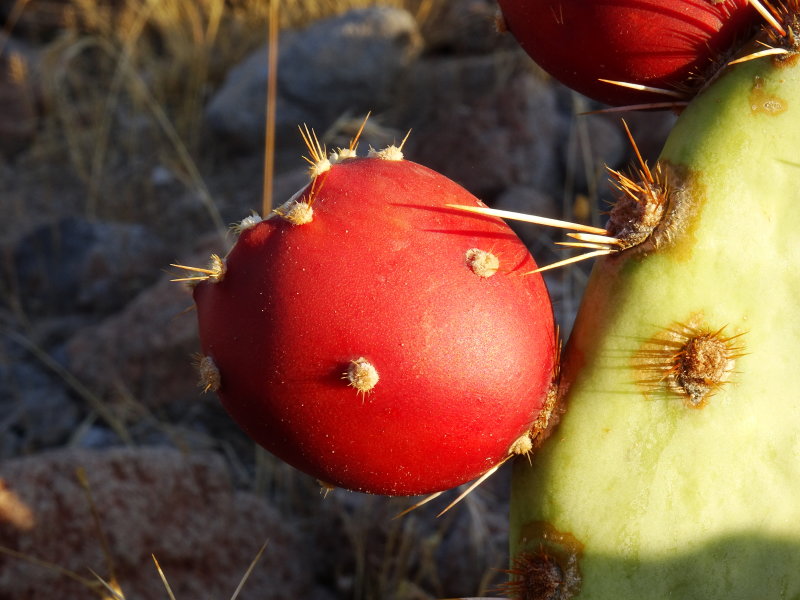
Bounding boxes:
[509,47,800,598]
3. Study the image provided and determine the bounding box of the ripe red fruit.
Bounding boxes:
[497,0,759,106]
[192,154,556,495]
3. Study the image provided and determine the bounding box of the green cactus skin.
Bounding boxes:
[508,47,800,599]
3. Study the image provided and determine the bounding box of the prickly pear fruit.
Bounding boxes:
[191,151,556,496]
[508,32,800,599]
[496,0,758,106]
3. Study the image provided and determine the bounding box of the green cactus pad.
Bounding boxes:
[509,49,800,599]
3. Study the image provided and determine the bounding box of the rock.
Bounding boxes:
[392,51,570,199]
[205,6,423,159]
[0,447,311,600]
[0,352,81,458]
[73,424,120,450]
[64,236,213,408]
[423,0,511,55]
[6,216,171,317]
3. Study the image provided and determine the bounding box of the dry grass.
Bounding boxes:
[7,0,448,234]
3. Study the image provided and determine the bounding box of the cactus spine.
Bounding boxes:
[509,43,800,599]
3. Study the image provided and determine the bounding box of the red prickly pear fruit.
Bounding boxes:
[192,155,556,496]
[496,0,759,106]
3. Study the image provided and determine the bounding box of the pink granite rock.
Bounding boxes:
[0,447,311,599]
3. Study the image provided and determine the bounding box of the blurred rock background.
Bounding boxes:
[0,0,676,597]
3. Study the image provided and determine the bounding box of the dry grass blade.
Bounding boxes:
[49,0,233,239]
[0,546,98,591]
[262,0,280,215]
[229,540,270,600]
[78,34,227,238]
[76,468,117,587]
[0,0,31,56]
[86,0,160,219]
[152,555,178,600]
[4,329,133,444]
[129,72,227,240]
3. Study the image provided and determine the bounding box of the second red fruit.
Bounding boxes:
[497,0,758,106]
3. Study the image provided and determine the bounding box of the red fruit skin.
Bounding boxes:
[194,158,556,495]
[497,0,758,106]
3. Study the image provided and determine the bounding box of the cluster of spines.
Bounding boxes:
[447,120,678,273]
[634,321,746,408]
[497,521,584,600]
[169,115,409,286]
